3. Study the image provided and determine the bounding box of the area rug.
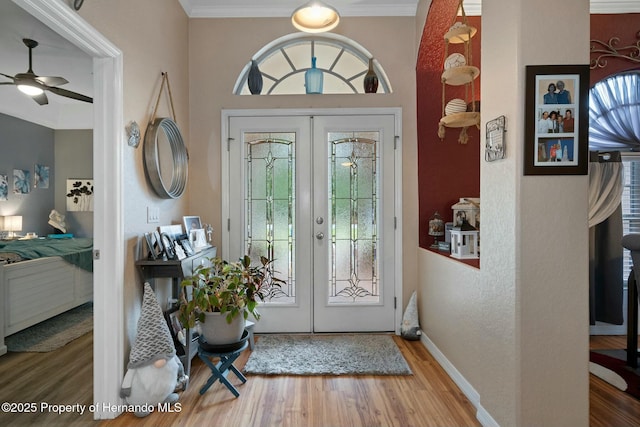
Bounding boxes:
[243,334,413,376]
[589,350,640,400]
[5,302,93,352]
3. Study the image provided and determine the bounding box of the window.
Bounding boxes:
[233,33,391,95]
[622,154,640,285]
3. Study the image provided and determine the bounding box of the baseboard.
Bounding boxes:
[420,332,499,427]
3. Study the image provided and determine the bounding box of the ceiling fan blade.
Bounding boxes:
[32,92,48,105]
[47,86,93,103]
[37,76,68,87]
[0,72,16,82]
[0,82,15,86]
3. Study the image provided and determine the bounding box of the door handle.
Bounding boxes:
[316,232,324,240]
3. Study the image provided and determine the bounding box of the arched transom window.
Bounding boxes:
[233,32,392,95]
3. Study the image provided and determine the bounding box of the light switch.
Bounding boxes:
[147,206,160,223]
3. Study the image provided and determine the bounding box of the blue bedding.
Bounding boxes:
[0,237,93,272]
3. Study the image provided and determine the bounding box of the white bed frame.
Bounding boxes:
[0,257,93,356]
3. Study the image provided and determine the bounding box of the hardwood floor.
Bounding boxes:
[1,333,639,426]
[589,335,640,427]
[100,335,480,427]
[0,332,94,427]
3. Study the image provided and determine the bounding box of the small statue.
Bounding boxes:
[205,224,213,243]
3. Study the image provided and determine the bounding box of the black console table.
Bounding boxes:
[135,246,217,380]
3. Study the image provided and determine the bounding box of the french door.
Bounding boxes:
[226,111,398,333]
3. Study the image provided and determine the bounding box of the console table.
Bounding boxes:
[135,246,217,380]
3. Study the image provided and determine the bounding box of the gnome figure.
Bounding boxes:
[400,291,422,341]
[120,283,187,417]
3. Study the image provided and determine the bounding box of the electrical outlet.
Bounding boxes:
[147,206,160,223]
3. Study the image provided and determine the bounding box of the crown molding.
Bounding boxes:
[179,0,418,18]
[590,0,640,13]
[462,0,640,16]
[180,0,640,18]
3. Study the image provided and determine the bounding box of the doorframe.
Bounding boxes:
[18,0,124,419]
[221,108,403,334]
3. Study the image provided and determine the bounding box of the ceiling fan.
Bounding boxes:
[0,38,92,105]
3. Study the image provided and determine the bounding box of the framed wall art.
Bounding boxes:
[524,64,589,175]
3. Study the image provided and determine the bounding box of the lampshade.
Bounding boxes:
[17,84,44,96]
[4,215,22,238]
[5,215,22,232]
[291,1,340,33]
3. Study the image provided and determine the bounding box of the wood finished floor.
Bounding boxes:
[0,332,639,426]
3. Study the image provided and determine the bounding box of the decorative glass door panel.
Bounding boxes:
[313,115,396,332]
[329,134,379,304]
[227,113,396,333]
[245,134,295,304]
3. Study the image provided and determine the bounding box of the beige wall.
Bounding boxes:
[79,0,190,345]
[187,16,419,307]
[77,2,418,369]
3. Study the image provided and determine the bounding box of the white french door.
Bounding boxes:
[225,111,398,333]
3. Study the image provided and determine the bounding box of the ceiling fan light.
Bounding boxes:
[291,1,340,33]
[17,84,44,96]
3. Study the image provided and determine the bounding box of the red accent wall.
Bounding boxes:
[417,10,639,249]
[417,0,481,249]
[590,14,640,85]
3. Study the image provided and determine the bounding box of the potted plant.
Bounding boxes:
[178,255,282,345]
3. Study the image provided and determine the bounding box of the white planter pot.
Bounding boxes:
[200,312,245,345]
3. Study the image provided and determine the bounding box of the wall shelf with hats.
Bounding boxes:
[438,0,480,144]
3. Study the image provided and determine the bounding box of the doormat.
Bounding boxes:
[243,334,413,376]
[5,302,93,352]
[589,350,640,400]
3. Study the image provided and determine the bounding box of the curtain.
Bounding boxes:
[588,152,624,325]
[588,70,640,325]
[589,71,640,151]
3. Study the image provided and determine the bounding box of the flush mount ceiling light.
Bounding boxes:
[291,1,340,33]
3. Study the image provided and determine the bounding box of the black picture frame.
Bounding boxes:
[164,309,187,354]
[161,232,176,260]
[179,238,195,256]
[524,64,589,175]
[144,231,164,260]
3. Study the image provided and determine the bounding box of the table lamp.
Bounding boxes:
[4,215,22,238]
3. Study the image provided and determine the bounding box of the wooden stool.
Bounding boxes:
[197,339,248,397]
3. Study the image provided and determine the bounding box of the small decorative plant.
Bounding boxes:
[178,255,283,329]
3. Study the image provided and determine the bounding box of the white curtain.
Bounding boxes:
[589,71,640,150]
[588,153,624,228]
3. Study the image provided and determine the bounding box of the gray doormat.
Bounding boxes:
[5,302,93,352]
[243,334,413,376]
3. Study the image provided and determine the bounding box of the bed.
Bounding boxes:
[0,237,93,356]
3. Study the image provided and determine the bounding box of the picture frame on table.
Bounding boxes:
[183,216,202,235]
[144,231,164,260]
[160,232,176,260]
[524,64,589,176]
[190,228,208,251]
[178,238,195,256]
